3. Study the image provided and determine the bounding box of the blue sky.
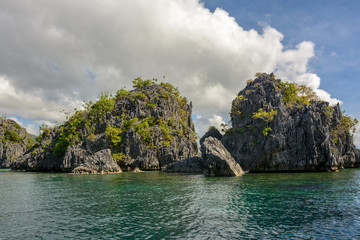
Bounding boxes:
[0,0,359,144]
[203,0,360,118]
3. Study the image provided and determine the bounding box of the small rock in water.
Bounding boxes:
[201,137,244,177]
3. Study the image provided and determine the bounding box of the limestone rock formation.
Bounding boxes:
[163,156,204,173]
[201,137,244,176]
[12,79,198,172]
[0,117,34,168]
[65,147,122,174]
[221,73,360,172]
[199,126,223,146]
[164,131,244,177]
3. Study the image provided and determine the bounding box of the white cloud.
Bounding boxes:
[355,134,360,148]
[193,113,226,136]
[0,0,339,137]
[8,117,37,135]
[275,42,341,106]
[209,114,224,130]
[0,76,82,123]
[314,89,342,106]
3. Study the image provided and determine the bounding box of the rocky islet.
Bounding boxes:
[3,74,360,175]
[165,73,360,175]
[221,73,360,172]
[10,78,198,173]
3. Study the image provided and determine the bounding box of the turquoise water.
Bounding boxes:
[1,169,360,239]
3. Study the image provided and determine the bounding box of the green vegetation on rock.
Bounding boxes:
[3,130,22,143]
[51,91,116,158]
[231,95,248,117]
[132,77,157,89]
[332,115,358,144]
[115,88,130,99]
[276,82,318,107]
[246,79,254,85]
[113,152,125,162]
[323,106,335,120]
[31,77,196,163]
[252,108,277,122]
[105,126,123,148]
[0,116,36,168]
[36,123,51,142]
[222,72,360,172]
[26,135,35,150]
[262,126,272,136]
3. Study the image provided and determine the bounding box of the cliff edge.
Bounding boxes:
[221,73,360,172]
[0,117,34,168]
[11,78,198,173]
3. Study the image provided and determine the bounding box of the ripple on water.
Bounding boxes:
[0,170,360,239]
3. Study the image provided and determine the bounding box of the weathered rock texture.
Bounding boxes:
[202,137,244,176]
[222,73,360,172]
[199,126,223,146]
[0,118,32,168]
[164,130,244,177]
[65,148,122,174]
[12,81,198,173]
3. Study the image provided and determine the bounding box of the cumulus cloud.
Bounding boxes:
[8,117,37,135]
[355,134,360,148]
[275,42,341,105]
[209,114,225,129]
[0,0,339,136]
[0,76,82,122]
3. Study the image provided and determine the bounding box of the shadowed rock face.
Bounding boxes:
[201,137,244,176]
[199,126,223,146]
[164,133,244,177]
[11,82,198,173]
[163,156,204,174]
[222,73,360,172]
[0,118,31,168]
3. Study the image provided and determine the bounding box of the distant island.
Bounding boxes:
[2,73,359,176]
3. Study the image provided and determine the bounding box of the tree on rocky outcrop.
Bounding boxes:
[0,116,35,168]
[221,73,360,172]
[12,78,198,173]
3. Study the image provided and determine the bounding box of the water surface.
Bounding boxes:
[1,169,360,239]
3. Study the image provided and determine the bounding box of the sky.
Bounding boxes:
[0,0,359,145]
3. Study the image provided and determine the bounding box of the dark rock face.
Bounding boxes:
[164,127,244,177]
[11,128,62,171]
[222,73,360,172]
[199,126,223,146]
[163,156,204,173]
[201,137,244,176]
[0,118,31,168]
[12,82,198,172]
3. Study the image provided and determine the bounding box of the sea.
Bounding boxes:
[1,169,360,239]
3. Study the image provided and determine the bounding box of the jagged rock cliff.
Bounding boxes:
[0,117,34,168]
[201,137,244,176]
[164,128,244,177]
[11,78,198,173]
[222,73,360,172]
